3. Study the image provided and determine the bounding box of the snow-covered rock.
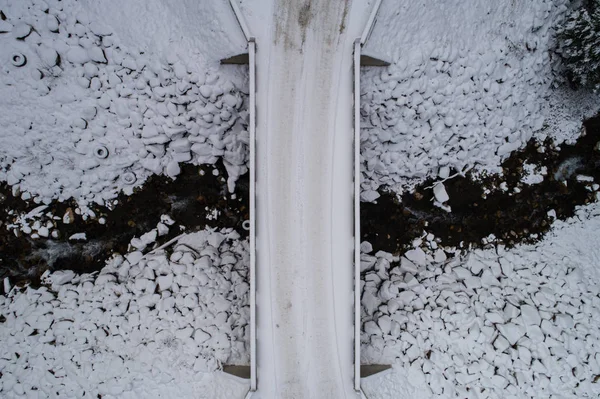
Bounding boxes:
[0,228,249,398]
[362,202,600,398]
[0,0,249,212]
[432,182,449,203]
[359,0,598,199]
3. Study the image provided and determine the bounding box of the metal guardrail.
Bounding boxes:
[227,0,257,392]
[248,37,257,391]
[353,37,362,392]
[248,37,257,392]
[228,0,252,42]
[360,0,382,45]
[355,0,385,392]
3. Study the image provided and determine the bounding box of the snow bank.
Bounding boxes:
[0,0,249,211]
[77,0,246,67]
[360,0,599,199]
[0,228,250,398]
[361,202,600,398]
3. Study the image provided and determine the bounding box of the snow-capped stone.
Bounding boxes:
[555,314,574,330]
[433,182,450,203]
[207,233,225,248]
[37,226,49,237]
[481,270,501,287]
[175,327,194,340]
[520,305,541,326]
[140,230,158,246]
[199,85,212,98]
[12,23,31,39]
[38,47,59,67]
[157,223,169,236]
[526,325,545,343]
[0,20,12,33]
[157,274,174,291]
[361,241,373,254]
[165,161,181,178]
[362,190,380,202]
[89,21,113,36]
[493,336,510,352]
[405,247,426,266]
[170,138,191,153]
[438,166,451,179]
[485,312,504,324]
[490,375,508,389]
[497,323,526,345]
[433,249,447,263]
[51,270,76,286]
[503,303,520,321]
[88,47,107,63]
[378,316,392,335]
[518,346,532,365]
[453,267,472,280]
[364,321,381,335]
[142,125,159,138]
[400,257,418,273]
[69,232,87,241]
[125,251,144,265]
[194,329,211,344]
[66,46,91,64]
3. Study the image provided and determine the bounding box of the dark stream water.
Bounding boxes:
[362,114,600,254]
[0,161,249,292]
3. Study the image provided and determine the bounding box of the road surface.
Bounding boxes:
[243,0,374,397]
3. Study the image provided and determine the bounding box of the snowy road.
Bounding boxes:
[243,0,374,397]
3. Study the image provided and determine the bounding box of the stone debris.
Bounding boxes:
[361,203,600,398]
[0,0,249,216]
[0,228,249,398]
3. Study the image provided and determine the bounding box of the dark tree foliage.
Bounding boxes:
[557,0,600,90]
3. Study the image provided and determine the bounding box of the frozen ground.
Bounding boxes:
[0,0,249,213]
[361,200,600,398]
[0,228,250,398]
[357,1,600,394]
[360,0,599,200]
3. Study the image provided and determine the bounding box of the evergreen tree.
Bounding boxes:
[557,0,600,90]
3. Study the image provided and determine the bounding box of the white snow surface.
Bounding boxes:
[0,0,249,210]
[359,0,599,199]
[77,0,246,66]
[361,202,600,398]
[0,228,250,398]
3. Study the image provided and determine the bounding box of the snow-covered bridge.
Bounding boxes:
[229,0,386,397]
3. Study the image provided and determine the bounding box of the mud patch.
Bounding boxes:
[0,161,248,291]
[362,114,600,255]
